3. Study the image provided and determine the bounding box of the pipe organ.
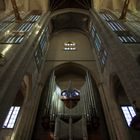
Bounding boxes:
[42,71,100,140]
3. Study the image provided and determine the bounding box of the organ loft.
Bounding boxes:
[0,0,140,140]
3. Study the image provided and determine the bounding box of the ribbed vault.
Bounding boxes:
[2,0,140,12]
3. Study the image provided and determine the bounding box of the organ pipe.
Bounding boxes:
[87,72,98,115]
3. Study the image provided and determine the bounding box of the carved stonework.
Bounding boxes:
[11,0,22,22]
[119,0,130,20]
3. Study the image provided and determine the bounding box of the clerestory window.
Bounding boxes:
[2,106,20,129]
[121,106,136,127]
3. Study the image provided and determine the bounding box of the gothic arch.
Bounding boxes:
[50,62,98,84]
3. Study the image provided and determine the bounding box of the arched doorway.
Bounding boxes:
[111,74,140,140]
[32,63,109,140]
[0,74,32,140]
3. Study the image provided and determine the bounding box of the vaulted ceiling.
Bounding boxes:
[2,0,140,12]
[51,12,90,33]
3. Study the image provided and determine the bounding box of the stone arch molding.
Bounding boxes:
[21,74,32,101]
[52,62,87,77]
[49,62,99,87]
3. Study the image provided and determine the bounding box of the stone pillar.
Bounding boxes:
[23,0,29,12]
[10,83,44,140]
[112,0,122,11]
[50,72,57,117]
[98,83,130,140]
[45,71,55,116]
[54,117,59,140]
[82,116,88,140]
[129,0,137,12]
[5,0,13,12]
[69,117,72,140]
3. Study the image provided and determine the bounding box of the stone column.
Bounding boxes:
[112,0,122,11]
[82,116,88,140]
[54,117,59,140]
[11,82,44,140]
[93,0,103,11]
[69,117,72,140]
[5,0,13,12]
[23,0,29,12]
[98,83,130,140]
[129,0,137,12]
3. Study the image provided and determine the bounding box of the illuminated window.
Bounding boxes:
[100,13,126,32]
[0,34,24,44]
[39,27,48,52]
[64,41,76,47]
[91,27,102,52]
[16,23,34,32]
[3,15,15,22]
[118,35,137,43]
[34,27,48,70]
[64,47,76,51]
[2,106,20,129]
[34,47,42,70]
[107,22,126,32]
[26,15,40,22]
[39,33,46,49]
[100,50,107,65]
[91,26,107,69]
[64,41,76,51]
[95,34,102,52]
[100,13,114,21]
[91,27,96,38]
[0,22,12,31]
[100,13,139,43]
[121,106,136,126]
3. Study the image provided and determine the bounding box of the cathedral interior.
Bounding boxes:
[0,0,140,140]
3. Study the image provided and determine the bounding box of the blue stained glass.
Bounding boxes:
[61,89,80,97]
